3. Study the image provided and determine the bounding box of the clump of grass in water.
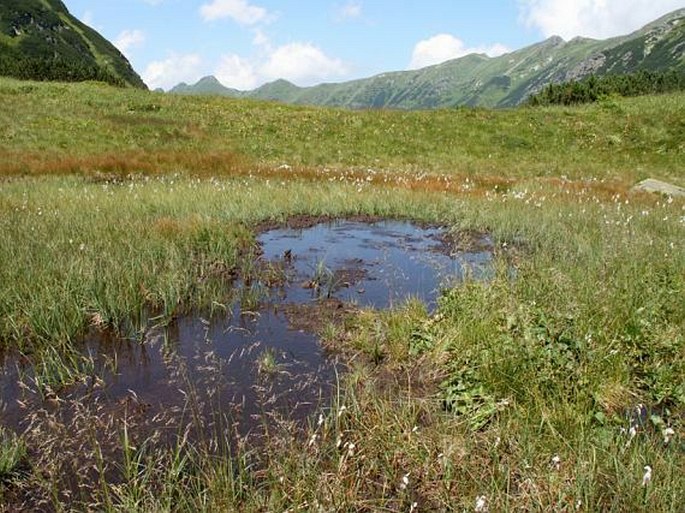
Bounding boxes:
[0,428,26,481]
[256,347,280,376]
[308,259,341,299]
[21,344,97,399]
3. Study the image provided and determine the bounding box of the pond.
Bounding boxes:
[0,219,493,454]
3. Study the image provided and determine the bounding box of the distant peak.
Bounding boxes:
[570,36,595,43]
[270,79,296,86]
[544,35,565,45]
[197,75,221,84]
[254,79,298,91]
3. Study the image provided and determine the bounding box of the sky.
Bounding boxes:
[61,0,685,91]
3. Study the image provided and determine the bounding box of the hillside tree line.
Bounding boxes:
[527,70,685,106]
[0,53,125,86]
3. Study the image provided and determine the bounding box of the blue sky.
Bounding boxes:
[62,0,684,90]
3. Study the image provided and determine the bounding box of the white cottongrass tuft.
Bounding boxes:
[625,425,638,447]
[629,425,637,439]
[474,495,488,512]
[642,465,652,487]
[345,441,355,457]
[550,454,561,471]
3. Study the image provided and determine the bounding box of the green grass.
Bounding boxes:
[0,78,683,511]
[0,428,25,481]
[1,77,684,183]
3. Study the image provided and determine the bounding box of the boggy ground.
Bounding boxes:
[0,78,684,511]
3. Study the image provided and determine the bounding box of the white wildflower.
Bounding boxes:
[399,473,410,491]
[662,427,675,445]
[642,465,652,487]
[474,495,488,512]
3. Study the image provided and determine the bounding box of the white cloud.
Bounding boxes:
[336,1,363,21]
[252,28,271,50]
[200,0,268,24]
[143,53,203,90]
[114,29,146,56]
[519,0,684,40]
[213,42,349,90]
[409,34,510,69]
[215,54,259,89]
[259,43,349,85]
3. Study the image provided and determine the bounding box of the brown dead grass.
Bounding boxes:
[0,148,639,205]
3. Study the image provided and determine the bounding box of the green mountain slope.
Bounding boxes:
[0,0,145,88]
[171,8,685,108]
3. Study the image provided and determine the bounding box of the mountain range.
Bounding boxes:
[171,8,685,109]
[0,0,145,88]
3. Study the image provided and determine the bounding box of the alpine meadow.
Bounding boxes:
[0,3,684,513]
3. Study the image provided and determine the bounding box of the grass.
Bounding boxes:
[0,77,683,511]
[0,427,25,481]
[256,347,280,376]
[1,77,684,184]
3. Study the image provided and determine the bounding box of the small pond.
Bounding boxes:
[0,220,493,443]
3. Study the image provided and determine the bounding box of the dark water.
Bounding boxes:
[0,220,493,439]
[258,220,491,309]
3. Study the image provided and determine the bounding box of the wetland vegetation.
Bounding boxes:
[0,77,683,511]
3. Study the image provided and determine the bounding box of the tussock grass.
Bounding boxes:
[0,78,683,511]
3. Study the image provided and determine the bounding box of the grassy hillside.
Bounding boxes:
[2,77,684,185]
[0,0,146,88]
[0,78,683,511]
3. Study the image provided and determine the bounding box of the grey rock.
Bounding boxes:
[632,179,685,197]
[566,53,606,81]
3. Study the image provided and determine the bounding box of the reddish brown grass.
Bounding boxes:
[0,149,640,204]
